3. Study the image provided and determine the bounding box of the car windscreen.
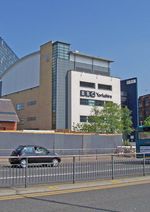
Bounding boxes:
[15,146,24,153]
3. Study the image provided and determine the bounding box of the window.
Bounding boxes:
[27,100,37,106]
[80,98,104,106]
[22,147,34,154]
[16,103,24,110]
[88,100,95,106]
[80,81,95,88]
[95,100,104,106]
[27,117,36,121]
[80,99,88,105]
[34,147,48,155]
[98,84,112,91]
[80,116,88,122]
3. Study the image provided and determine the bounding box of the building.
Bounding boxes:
[121,78,138,141]
[0,37,18,77]
[0,99,19,130]
[1,40,121,130]
[139,94,150,125]
[121,78,138,129]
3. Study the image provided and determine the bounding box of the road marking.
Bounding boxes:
[48,186,58,190]
[0,179,150,201]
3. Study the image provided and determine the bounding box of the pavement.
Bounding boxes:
[1,176,150,197]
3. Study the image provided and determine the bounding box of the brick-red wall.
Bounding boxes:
[0,122,17,130]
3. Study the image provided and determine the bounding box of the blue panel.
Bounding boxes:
[121,78,138,129]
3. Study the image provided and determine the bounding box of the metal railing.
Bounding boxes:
[0,153,149,188]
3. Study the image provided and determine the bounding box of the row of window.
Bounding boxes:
[80,81,112,91]
[80,98,105,106]
[16,100,37,111]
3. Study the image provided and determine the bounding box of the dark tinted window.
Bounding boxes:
[98,84,112,91]
[27,100,37,106]
[80,98,104,106]
[80,99,88,105]
[80,81,95,88]
[80,116,88,122]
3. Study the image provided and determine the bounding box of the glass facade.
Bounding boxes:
[52,41,70,129]
[0,37,18,76]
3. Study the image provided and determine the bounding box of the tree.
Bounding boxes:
[74,102,122,133]
[98,102,122,133]
[144,116,150,126]
[73,102,133,137]
[121,106,133,141]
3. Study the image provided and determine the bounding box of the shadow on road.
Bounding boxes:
[26,196,120,212]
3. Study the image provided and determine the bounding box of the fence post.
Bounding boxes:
[25,158,28,188]
[143,154,145,176]
[96,149,98,160]
[12,164,15,187]
[111,155,114,180]
[79,150,80,161]
[73,156,75,184]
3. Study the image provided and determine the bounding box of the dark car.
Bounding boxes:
[9,145,61,168]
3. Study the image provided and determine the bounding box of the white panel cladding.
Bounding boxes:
[93,59,109,68]
[2,52,40,96]
[70,54,109,68]
[68,70,120,129]
[70,55,92,65]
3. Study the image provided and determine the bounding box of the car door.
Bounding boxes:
[34,146,50,164]
[21,146,35,163]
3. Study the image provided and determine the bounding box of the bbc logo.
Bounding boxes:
[80,90,95,98]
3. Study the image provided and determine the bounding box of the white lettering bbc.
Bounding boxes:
[126,79,136,85]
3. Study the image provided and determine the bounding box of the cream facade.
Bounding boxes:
[1,42,53,130]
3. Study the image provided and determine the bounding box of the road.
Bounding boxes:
[0,182,150,212]
[1,158,150,187]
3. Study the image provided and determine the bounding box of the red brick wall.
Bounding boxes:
[0,122,17,130]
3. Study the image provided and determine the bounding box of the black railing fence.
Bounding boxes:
[0,153,149,188]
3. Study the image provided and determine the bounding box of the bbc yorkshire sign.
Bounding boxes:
[80,90,112,99]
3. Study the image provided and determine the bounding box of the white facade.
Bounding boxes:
[1,52,40,96]
[68,70,121,129]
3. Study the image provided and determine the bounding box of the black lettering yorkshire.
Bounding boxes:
[80,90,112,99]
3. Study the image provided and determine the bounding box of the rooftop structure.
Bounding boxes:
[0,37,18,77]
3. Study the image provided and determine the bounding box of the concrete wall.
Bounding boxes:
[0,131,122,155]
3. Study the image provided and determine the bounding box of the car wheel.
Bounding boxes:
[20,159,27,168]
[52,158,59,167]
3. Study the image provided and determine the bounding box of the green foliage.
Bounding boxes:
[121,106,133,140]
[73,102,133,137]
[123,140,131,146]
[144,116,150,126]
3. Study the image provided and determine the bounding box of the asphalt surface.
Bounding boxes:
[1,178,150,212]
